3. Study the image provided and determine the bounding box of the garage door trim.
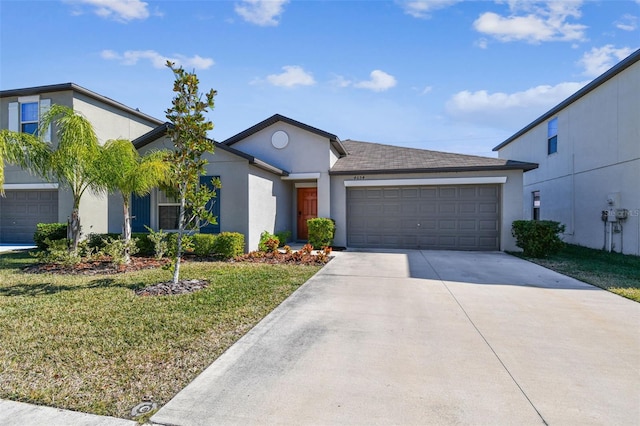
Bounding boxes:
[3,183,59,190]
[344,176,507,187]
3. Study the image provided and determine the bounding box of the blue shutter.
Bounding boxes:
[199,176,220,234]
[131,193,151,233]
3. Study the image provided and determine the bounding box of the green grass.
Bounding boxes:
[0,250,320,419]
[511,244,640,302]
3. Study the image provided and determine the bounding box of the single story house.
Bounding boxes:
[494,48,639,256]
[2,84,538,252]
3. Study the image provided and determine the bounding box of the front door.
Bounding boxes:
[297,187,317,240]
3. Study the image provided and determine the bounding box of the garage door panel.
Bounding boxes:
[1,190,58,244]
[347,185,499,250]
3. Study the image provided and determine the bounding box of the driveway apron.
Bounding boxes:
[151,250,640,426]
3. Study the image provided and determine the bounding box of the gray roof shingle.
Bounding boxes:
[330,140,537,175]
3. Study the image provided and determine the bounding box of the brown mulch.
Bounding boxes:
[22,256,170,275]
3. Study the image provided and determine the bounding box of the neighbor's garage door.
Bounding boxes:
[347,185,500,250]
[0,190,58,243]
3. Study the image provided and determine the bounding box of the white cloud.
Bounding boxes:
[397,0,462,19]
[235,0,288,26]
[330,75,352,88]
[473,1,587,43]
[578,45,636,77]
[354,70,397,92]
[65,0,149,22]
[266,66,315,87]
[615,14,638,32]
[446,81,588,129]
[101,50,214,70]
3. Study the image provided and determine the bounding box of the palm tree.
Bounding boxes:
[0,104,103,252]
[98,139,169,263]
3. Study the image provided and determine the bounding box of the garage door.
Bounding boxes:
[347,185,500,250]
[0,190,58,243]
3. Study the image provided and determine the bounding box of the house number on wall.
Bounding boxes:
[353,175,366,180]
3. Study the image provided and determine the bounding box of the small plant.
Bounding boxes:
[145,226,169,259]
[512,220,565,258]
[275,230,291,247]
[168,233,193,257]
[213,232,245,259]
[34,223,68,250]
[193,234,217,257]
[258,231,279,252]
[102,237,140,266]
[307,218,335,249]
[282,245,292,254]
[132,233,154,256]
[86,233,121,252]
[33,238,81,267]
[299,243,314,255]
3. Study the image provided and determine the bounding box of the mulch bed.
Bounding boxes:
[22,256,170,275]
[135,279,209,296]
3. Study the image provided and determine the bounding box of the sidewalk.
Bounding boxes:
[0,400,137,426]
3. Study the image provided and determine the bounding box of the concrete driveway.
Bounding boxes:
[152,250,640,426]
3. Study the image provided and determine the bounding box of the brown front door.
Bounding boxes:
[297,187,317,240]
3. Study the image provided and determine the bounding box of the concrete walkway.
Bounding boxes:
[151,250,640,426]
[0,400,136,426]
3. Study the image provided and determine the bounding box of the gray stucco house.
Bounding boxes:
[494,48,639,256]
[2,84,537,252]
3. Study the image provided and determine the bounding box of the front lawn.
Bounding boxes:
[0,250,320,419]
[512,244,640,302]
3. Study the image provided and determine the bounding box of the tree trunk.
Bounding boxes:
[122,196,132,264]
[69,206,81,253]
[172,186,187,284]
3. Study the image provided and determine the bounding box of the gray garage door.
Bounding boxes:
[0,190,58,243]
[347,185,500,250]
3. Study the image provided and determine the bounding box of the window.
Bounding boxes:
[532,191,540,220]
[20,102,39,135]
[158,190,180,230]
[547,117,558,154]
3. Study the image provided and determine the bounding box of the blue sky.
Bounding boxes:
[1,0,638,157]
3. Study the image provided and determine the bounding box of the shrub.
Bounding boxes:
[33,238,81,267]
[132,233,154,256]
[167,233,194,258]
[258,231,279,252]
[275,230,291,247]
[86,233,121,251]
[213,232,245,259]
[193,233,217,257]
[307,218,335,249]
[102,237,139,266]
[511,220,565,258]
[145,227,168,259]
[34,223,67,250]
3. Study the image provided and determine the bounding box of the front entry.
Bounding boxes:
[297,187,317,240]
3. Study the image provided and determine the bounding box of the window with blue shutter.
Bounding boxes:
[199,176,220,234]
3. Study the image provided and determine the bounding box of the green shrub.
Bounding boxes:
[307,218,335,249]
[86,233,121,251]
[33,238,80,266]
[167,233,194,258]
[213,232,245,259]
[193,233,218,257]
[34,223,67,250]
[145,227,168,259]
[132,233,154,256]
[275,230,291,247]
[511,220,565,258]
[258,231,279,252]
[102,237,139,266]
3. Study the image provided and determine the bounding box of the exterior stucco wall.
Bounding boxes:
[497,60,640,255]
[247,168,292,251]
[330,169,525,251]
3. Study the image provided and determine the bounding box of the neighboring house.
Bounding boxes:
[0,83,164,243]
[494,49,640,256]
[134,114,536,252]
[2,83,538,252]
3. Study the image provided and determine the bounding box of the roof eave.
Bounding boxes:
[329,163,538,176]
[493,48,640,152]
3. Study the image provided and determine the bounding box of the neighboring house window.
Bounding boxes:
[158,190,180,230]
[547,117,558,154]
[532,191,541,220]
[8,97,51,142]
[20,102,39,135]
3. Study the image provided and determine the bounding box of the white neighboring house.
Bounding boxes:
[494,49,640,256]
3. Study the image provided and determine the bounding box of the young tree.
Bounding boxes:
[0,105,103,252]
[98,139,169,263]
[165,62,219,284]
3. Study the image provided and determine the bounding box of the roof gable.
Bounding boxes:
[222,114,347,156]
[330,140,537,175]
[132,123,288,176]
